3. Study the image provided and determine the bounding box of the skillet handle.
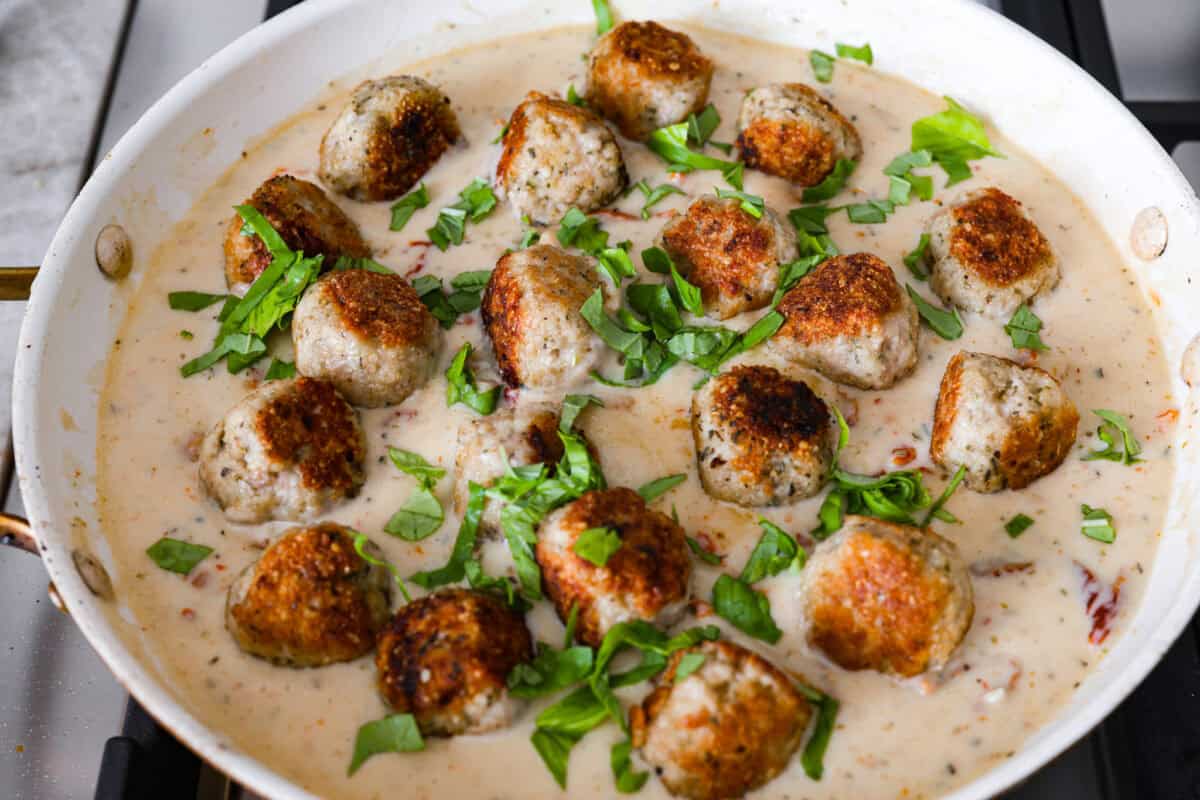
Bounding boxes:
[0,266,37,301]
[0,512,38,555]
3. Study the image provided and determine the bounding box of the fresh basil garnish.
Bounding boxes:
[574,526,622,567]
[1082,409,1142,465]
[810,50,835,83]
[903,232,932,279]
[711,574,782,643]
[388,183,430,231]
[426,178,497,250]
[1081,503,1116,543]
[802,158,857,203]
[636,474,686,503]
[1005,304,1048,351]
[347,714,424,776]
[1005,513,1035,539]
[835,42,873,64]
[445,343,500,415]
[145,537,212,575]
[740,519,805,583]
[906,285,963,340]
[910,97,1003,186]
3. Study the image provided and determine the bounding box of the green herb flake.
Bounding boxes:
[580,288,644,353]
[561,393,604,432]
[741,519,805,583]
[388,183,430,231]
[686,535,723,565]
[646,122,744,189]
[810,49,835,83]
[611,738,649,793]
[903,233,932,279]
[798,686,839,780]
[384,485,444,541]
[1005,513,1035,539]
[835,42,874,65]
[426,178,497,250]
[910,97,1003,186]
[263,358,296,381]
[574,526,623,567]
[145,537,213,575]
[634,180,685,219]
[566,84,586,107]
[179,330,194,340]
[557,207,611,255]
[1082,409,1142,466]
[592,0,614,36]
[445,342,500,415]
[411,482,485,589]
[845,199,895,224]
[922,465,966,526]
[906,285,963,340]
[673,652,706,683]
[711,574,782,643]
[1081,504,1116,544]
[637,474,686,503]
[686,103,722,146]
[802,158,857,203]
[352,532,412,603]
[714,186,765,219]
[168,291,228,311]
[1005,304,1049,351]
[347,714,424,776]
[597,247,637,286]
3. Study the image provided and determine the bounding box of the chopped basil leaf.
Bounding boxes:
[1005,513,1035,539]
[611,738,649,793]
[388,447,446,484]
[592,0,614,35]
[352,532,412,603]
[714,186,765,219]
[451,270,492,293]
[646,122,744,189]
[1005,304,1048,351]
[903,233,932,279]
[145,537,212,575]
[666,257,704,316]
[835,42,873,65]
[597,247,637,286]
[810,49,835,82]
[519,215,541,248]
[797,685,839,780]
[640,246,673,275]
[772,257,822,306]
[922,465,967,526]
[673,652,706,682]
[802,158,857,203]
[263,358,295,381]
[566,83,586,107]
[637,474,686,503]
[906,285,963,339]
[412,270,491,328]
[508,642,595,699]
[411,482,484,588]
[788,205,840,261]
[445,342,500,415]
[179,330,193,340]
[557,207,611,255]
[687,103,722,146]
[741,519,805,583]
[633,180,685,219]
[168,291,228,311]
[574,526,623,567]
[464,559,528,611]
[593,620,720,681]
[560,393,604,432]
[686,535,723,565]
[347,714,424,776]
[426,178,497,250]
[331,254,396,274]
[1081,503,1116,544]
[845,199,894,224]
[531,686,609,787]
[884,149,934,177]
[1082,409,1142,465]
[910,97,1002,185]
[384,485,444,540]
[491,122,509,144]
[666,325,742,373]
[388,183,430,231]
[581,288,644,352]
[711,574,782,643]
[741,310,785,349]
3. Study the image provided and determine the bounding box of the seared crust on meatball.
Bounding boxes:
[481,244,603,390]
[536,488,692,647]
[769,253,919,389]
[222,175,369,289]
[931,351,1079,492]
[586,21,714,141]
[319,75,460,202]
[926,187,1059,318]
[198,378,366,523]
[736,83,862,186]
[630,640,815,800]
[692,365,835,507]
[375,588,533,736]
[226,523,390,667]
[800,515,974,677]
[453,404,565,538]
[292,269,441,407]
[658,195,798,320]
[495,91,627,224]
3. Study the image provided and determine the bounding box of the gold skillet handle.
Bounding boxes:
[0,267,37,301]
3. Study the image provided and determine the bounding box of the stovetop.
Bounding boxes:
[3,1,1200,798]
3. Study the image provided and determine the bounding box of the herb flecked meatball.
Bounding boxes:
[799,515,974,676]
[631,640,817,800]
[223,174,369,290]
[319,75,460,202]
[736,83,862,186]
[292,269,441,407]
[375,588,533,737]
[198,377,366,523]
[225,523,391,667]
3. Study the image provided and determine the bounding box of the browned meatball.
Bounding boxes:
[536,488,692,647]
[375,588,533,736]
[586,21,714,141]
[222,174,369,289]
[799,515,974,677]
[630,640,815,800]
[658,194,798,320]
[736,83,862,186]
[225,523,391,667]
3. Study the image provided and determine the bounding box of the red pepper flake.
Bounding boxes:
[970,560,1036,578]
[1156,408,1179,433]
[408,240,434,247]
[190,571,209,588]
[593,208,639,221]
[180,608,196,620]
[1076,561,1125,645]
[215,563,227,572]
[403,246,429,277]
[891,445,916,466]
[183,431,205,463]
[652,209,679,219]
[690,600,714,618]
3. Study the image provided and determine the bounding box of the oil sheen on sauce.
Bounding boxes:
[95,23,1176,800]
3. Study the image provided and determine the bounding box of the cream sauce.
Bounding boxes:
[96,24,1177,800]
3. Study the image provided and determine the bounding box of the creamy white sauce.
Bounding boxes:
[95,24,1177,799]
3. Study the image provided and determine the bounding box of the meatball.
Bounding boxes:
[658,195,798,320]
[375,588,533,736]
[495,91,627,224]
[222,174,369,290]
[585,21,714,141]
[481,244,603,390]
[931,350,1079,492]
[736,83,862,186]
[925,187,1059,318]
[198,377,366,523]
[318,75,460,202]
[799,515,974,677]
[453,403,565,538]
[225,523,391,667]
[768,253,919,389]
[536,487,692,647]
[691,365,835,507]
[630,640,815,800]
[292,269,441,407]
